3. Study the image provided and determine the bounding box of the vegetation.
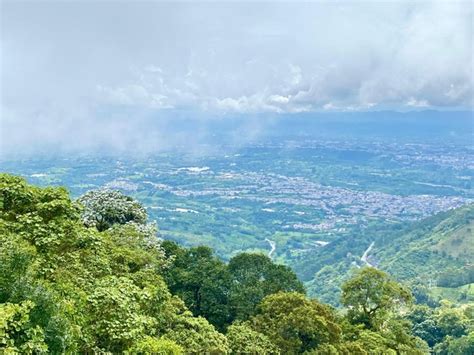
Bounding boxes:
[78,189,148,232]
[0,174,472,353]
[341,267,412,330]
[302,204,474,307]
[162,243,304,331]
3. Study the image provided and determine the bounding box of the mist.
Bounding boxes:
[1,1,472,157]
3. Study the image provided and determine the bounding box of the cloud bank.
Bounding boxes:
[0,0,472,155]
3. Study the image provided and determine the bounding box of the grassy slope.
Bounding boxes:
[303,204,474,305]
[430,283,474,303]
[375,203,473,282]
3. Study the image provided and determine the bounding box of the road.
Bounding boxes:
[265,238,276,258]
[361,242,375,267]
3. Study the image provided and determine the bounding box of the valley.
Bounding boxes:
[3,130,472,304]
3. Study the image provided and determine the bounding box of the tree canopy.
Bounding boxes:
[78,188,147,231]
[342,267,413,330]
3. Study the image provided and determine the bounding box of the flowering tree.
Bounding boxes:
[78,189,147,231]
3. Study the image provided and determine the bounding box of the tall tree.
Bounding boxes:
[78,189,147,231]
[341,267,412,330]
[228,253,305,321]
[162,242,232,330]
[249,292,341,354]
[226,323,279,354]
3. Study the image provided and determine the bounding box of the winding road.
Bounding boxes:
[361,242,375,267]
[265,238,276,258]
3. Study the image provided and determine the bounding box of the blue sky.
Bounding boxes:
[0,0,472,154]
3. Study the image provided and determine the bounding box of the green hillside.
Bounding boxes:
[376,203,473,283]
[301,204,474,306]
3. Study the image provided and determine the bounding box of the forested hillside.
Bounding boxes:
[295,204,473,307]
[1,174,473,354]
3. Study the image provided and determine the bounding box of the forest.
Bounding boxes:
[1,173,473,354]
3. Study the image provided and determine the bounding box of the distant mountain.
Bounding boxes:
[300,203,474,306]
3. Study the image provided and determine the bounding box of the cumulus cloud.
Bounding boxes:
[0,0,472,155]
[89,1,474,112]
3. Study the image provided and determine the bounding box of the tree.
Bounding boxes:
[345,329,394,354]
[162,242,232,330]
[410,283,439,308]
[106,222,169,274]
[228,253,305,321]
[434,332,474,355]
[226,323,279,354]
[0,174,86,352]
[384,317,429,354]
[406,301,471,351]
[408,306,443,347]
[339,317,428,355]
[341,267,412,330]
[308,342,368,354]
[164,310,229,353]
[78,189,147,231]
[84,276,158,352]
[127,336,183,354]
[0,301,48,354]
[162,247,307,331]
[249,292,341,354]
[435,305,469,339]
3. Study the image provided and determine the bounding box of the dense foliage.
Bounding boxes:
[78,189,148,231]
[161,243,304,330]
[0,174,472,353]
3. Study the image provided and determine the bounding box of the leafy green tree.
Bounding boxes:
[164,309,229,353]
[0,301,48,354]
[346,329,396,354]
[162,242,232,330]
[384,317,429,354]
[249,292,341,354]
[406,302,471,351]
[226,323,279,354]
[228,253,305,321]
[339,318,428,355]
[410,283,439,308]
[105,222,169,274]
[308,341,368,354]
[434,332,474,355]
[435,305,469,339]
[341,267,412,330]
[340,269,429,353]
[84,276,158,352]
[0,174,86,352]
[0,232,37,303]
[407,305,443,347]
[78,189,147,231]
[127,336,183,354]
[0,184,170,351]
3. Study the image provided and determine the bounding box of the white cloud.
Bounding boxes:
[268,95,290,105]
[323,103,337,111]
[97,84,173,109]
[0,0,472,155]
[406,98,430,108]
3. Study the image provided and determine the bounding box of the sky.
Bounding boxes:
[0,0,473,155]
